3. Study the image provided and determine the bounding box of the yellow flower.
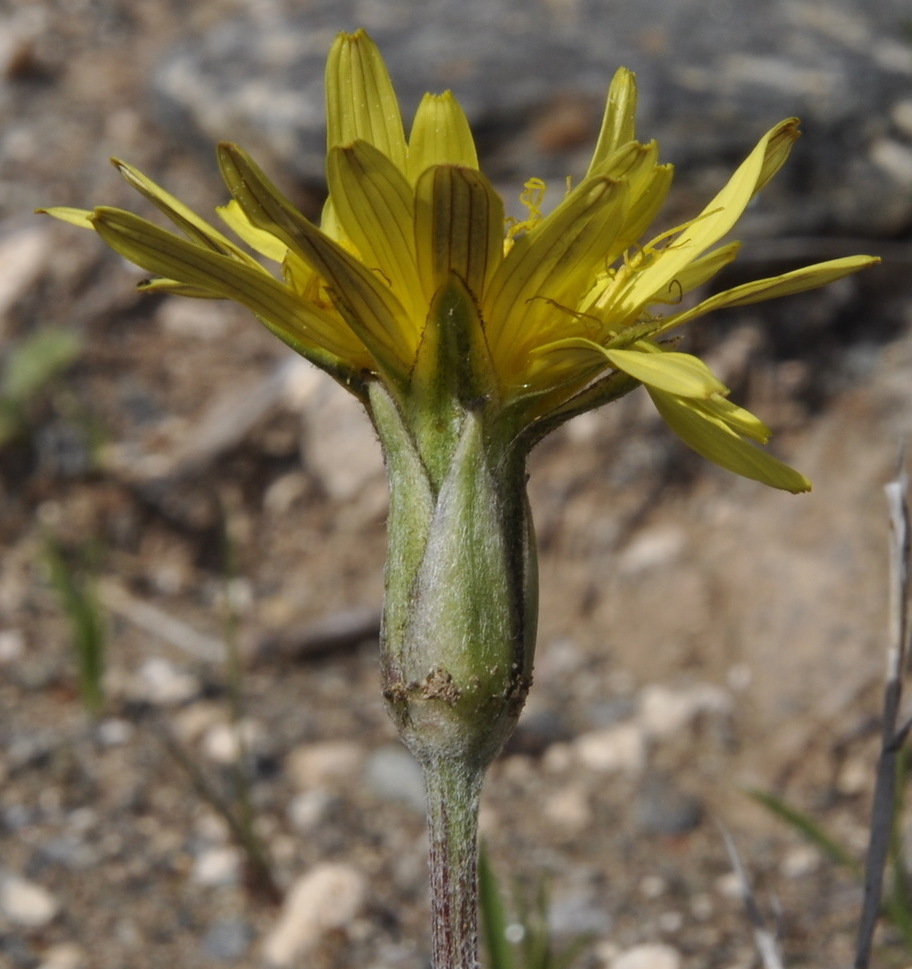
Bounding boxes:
[42,29,877,492]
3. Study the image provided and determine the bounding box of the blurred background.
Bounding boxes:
[2,1,912,967]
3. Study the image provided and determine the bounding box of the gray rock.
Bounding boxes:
[634,773,703,836]
[37,834,99,871]
[202,918,253,962]
[152,0,912,237]
[364,743,426,811]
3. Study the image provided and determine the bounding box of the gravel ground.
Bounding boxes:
[2,3,912,969]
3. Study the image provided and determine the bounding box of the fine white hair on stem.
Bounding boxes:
[717,821,785,969]
[854,461,912,969]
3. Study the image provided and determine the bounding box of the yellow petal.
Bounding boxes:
[138,277,229,299]
[38,206,95,228]
[521,338,608,395]
[649,389,811,493]
[586,67,638,177]
[659,254,881,332]
[601,348,728,398]
[112,159,255,263]
[485,175,629,357]
[706,394,771,443]
[414,164,504,302]
[327,141,420,316]
[408,91,479,182]
[90,207,370,373]
[614,119,801,315]
[612,156,674,256]
[648,242,742,306]
[325,29,407,171]
[217,142,415,379]
[216,200,288,262]
[587,141,673,261]
[755,118,802,194]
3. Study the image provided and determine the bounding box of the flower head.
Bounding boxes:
[42,29,877,493]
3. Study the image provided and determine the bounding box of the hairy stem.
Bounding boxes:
[423,754,485,969]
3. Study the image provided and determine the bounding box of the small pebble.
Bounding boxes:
[0,871,60,928]
[201,720,263,764]
[286,789,338,833]
[191,846,242,887]
[543,785,592,834]
[364,744,426,811]
[836,755,872,796]
[637,682,731,738]
[634,774,703,836]
[0,226,53,328]
[286,740,364,789]
[610,943,682,969]
[780,845,820,879]
[506,709,572,756]
[202,918,253,961]
[639,874,668,899]
[95,718,134,747]
[261,863,367,967]
[573,723,646,774]
[0,628,25,664]
[132,657,200,705]
[292,376,384,501]
[618,528,685,575]
[36,942,86,969]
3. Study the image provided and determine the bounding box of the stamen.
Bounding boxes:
[505,177,548,243]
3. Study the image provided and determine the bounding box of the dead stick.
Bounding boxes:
[854,466,910,969]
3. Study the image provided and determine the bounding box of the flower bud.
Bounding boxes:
[369,314,537,770]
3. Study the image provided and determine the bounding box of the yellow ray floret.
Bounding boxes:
[40,28,880,492]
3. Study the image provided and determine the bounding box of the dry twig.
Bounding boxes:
[718,822,785,969]
[854,466,912,969]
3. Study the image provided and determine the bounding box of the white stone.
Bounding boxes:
[296,379,384,501]
[836,755,872,796]
[201,719,263,764]
[541,741,574,774]
[261,863,367,967]
[286,740,364,789]
[714,871,742,899]
[617,528,685,575]
[0,871,60,928]
[574,723,646,774]
[780,845,820,879]
[871,137,912,185]
[0,628,25,664]
[134,656,200,705]
[192,846,242,886]
[286,790,336,832]
[610,943,682,969]
[36,942,86,969]
[637,682,732,738]
[892,99,912,138]
[543,785,592,833]
[156,299,231,340]
[638,874,668,898]
[95,718,134,746]
[0,226,53,335]
[172,701,225,743]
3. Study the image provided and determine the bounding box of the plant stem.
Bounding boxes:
[423,753,485,969]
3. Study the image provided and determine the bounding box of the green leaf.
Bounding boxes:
[478,846,515,969]
[746,788,862,874]
[2,328,82,404]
